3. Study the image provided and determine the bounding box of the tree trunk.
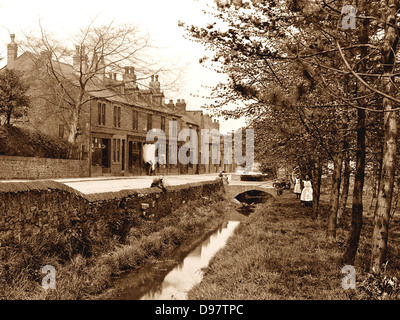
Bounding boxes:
[371,146,383,214]
[371,99,398,273]
[67,108,80,159]
[343,108,366,265]
[371,110,397,273]
[337,146,350,226]
[327,127,345,240]
[369,156,380,211]
[68,109,79,144]
[312,157,322,220]
[370,4,399,273]
[342,8,369,265]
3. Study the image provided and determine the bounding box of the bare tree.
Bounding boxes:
[20,20,163,144]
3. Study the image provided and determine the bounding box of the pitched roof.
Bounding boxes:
[5,50,179,117]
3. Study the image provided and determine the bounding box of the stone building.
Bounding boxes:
[1,34,231,177]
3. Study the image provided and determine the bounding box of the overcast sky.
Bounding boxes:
[0,0,246,133]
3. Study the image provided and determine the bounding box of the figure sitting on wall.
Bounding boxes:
[151,175,166,192]
[218,172,229,185]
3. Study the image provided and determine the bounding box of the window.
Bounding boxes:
[113,138,121,162]
[102,104,106,125]
[171,118,177,136]
[113,106,121,128]
[98,102,106,125]
[113,139,116,162]
[212,143,220,164]
[117,139,121,162]
[161,116,166,132]
[133,110,138,130]
[98,103,101,125]
[147,114,152,131]
[169,144,178,168]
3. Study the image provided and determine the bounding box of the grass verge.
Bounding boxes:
[187,192,400,300]
[0,197,231,300]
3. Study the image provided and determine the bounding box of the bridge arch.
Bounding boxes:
[224,185,275,203]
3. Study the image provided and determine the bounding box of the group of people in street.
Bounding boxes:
[293,175,313,207]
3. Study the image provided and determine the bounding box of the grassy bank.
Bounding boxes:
[0,197,232,300]
[188,193,400,300]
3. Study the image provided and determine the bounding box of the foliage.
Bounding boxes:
[0,68,29,125]
[358,272,400,300]
[184,0,400,270]
[0,125,75,159]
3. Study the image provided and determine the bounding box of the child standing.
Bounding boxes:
[301,175,313,207]
[293,176,302,199]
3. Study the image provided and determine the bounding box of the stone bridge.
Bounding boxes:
[224,183,276,203]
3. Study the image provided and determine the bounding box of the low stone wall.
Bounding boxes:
[0,180,225,257]
[0,155,89,180]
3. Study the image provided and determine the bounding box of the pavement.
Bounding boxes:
[57,174,223,194]
[0,173,275,195]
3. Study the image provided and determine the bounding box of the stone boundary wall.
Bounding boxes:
[0,180,225,254]
[0,155,89,180]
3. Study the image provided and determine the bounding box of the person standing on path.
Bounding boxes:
[301,175,313,207]
[293,175,302,199]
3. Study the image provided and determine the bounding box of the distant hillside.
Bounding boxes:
[0,125,75,159]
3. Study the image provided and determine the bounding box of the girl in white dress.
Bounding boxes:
[293,176,301,199]
[301,175,313,206]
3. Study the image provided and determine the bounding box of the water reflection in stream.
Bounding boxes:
[115,221,240,300]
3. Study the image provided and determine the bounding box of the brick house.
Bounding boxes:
[2,34,230,177]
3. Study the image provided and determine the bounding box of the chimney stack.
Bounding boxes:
[7,34,18,69]
[149,74,160,93]
[123,66,137,87]
[175,99,187,114]
[73,45,88,73]
[166,99,175,109]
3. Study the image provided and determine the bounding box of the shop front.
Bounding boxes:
[128,135,146,176]
[91,133,112,176]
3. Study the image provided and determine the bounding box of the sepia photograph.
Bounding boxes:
[0,0,399,312]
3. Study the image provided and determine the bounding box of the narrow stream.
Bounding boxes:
[113,220,240,300]
[107,191,271,300]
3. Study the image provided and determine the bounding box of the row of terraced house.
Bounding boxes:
[2,34,237,177]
